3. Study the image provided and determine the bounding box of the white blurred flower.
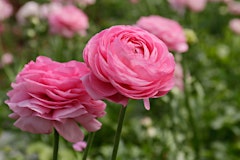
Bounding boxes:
[16,1,40,25]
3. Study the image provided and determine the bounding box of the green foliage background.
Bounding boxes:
[1,0,240,159]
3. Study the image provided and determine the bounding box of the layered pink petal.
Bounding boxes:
[5,56,106,143]
[83,25,175,109]
[54,120,84,143]
[14,116,52,134]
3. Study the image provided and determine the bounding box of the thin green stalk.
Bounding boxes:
[82,132,96,160]
[183,59,200,159]
[53,129,59,160]
[111,106,127,160]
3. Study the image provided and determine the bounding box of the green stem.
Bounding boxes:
[53,129,59,160]
[183,59,200,159]
[82,132,96,160]
[111,106,127,160]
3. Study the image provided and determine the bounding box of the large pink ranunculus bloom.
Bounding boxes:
[5,56,106,143]
[136,15,188,53]
[0,0,13,21]
[48,5,89,38]
[82,25,175,110]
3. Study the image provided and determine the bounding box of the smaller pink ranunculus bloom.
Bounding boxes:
[136,15,188,53]
[82,25,175,110]
[229,18,240,35]
[0,0,13,21]
[73,141,87,152]
[48,5,89,38]
[5,56,106,143]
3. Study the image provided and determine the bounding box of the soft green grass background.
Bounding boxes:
[1,0,240,159]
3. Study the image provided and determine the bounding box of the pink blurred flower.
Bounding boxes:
[73,141,87,152]
[0,53,13,68]
[174,63,184,91]
[39,2,63,19]
[5,56,106,143]
[82,25,175,110]
[168,0,186,14]
[52,0,96,6]
[0,0,13,21]
[136,15,188,53]
[168,0,207,13]
[227,1,240,15]
[229,18,240,35]
[48,5,89,38]
[187,0,207,12]
[129,0,139,3]
[208,0,232,3]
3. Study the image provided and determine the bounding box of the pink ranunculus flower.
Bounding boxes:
[229,18,240,35]
[5,56,106,143]
[136,15,188,53]
[0,0,13,21]
[82,25,175,110]
[48,5,89,38]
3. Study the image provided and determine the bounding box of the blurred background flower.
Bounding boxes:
[136,15,188,53]
[0,0,13,21]
[229,18,240,34]
[48,5,89,38]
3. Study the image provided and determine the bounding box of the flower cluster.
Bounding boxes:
[5,56,106,143]
[5,1,181,152]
